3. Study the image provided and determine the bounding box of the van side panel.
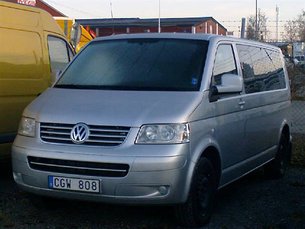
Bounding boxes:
[235,44,290,158]
[41,11,66,35]
[0,28,46,134]
[0,2,68,158]
[0,4,40,27]
[242,91,290,157]
[189,39,291,188]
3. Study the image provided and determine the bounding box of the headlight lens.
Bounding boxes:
[136,123,190,144]
[18,117,36,137]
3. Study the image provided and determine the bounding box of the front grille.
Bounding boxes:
[40,122,130,146]
[28,156,129,177]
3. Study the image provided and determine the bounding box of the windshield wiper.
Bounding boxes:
[54,84,118,90]
[54,84,87,89]
[54,84,194,91]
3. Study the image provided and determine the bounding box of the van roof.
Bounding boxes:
[1,1,43,13]
[94,33,279,50]
[0,1,63,35]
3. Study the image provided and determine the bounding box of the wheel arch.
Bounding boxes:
[281,123,290,139]
[279,119,291,142]
[279,122,292,161]
[200,146,222,188]
[182,142,222,203]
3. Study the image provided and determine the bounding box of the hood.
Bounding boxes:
[24,88,203,127]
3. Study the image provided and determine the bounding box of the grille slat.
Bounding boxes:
[41,126,72,130]
[40,122,130,146]
[86,139,124,144]
[28,156,129,177]
[90,128,129,133]
[89,133,127,138]
[40,124,73,129]
[40,136,71,141]
[41,131,71,136]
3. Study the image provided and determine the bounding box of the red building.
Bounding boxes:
[3,0,227,37]
[77,17,227,37]
[3,0,66,16]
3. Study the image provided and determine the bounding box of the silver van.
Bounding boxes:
[12,33,292,227]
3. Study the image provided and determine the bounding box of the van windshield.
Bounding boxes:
[55,38,208,91]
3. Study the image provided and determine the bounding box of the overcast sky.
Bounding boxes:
[44,0,304,40]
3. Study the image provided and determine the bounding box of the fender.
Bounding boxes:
[180,135,222,202]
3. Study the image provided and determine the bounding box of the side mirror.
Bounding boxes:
[209,74,243,102]
[71,22,81,49]
[216,73,243,93]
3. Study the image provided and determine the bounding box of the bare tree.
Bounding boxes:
[283,20,299,42]
[246,9,269,41]
[297,10,305,41]
[283,10,305,42]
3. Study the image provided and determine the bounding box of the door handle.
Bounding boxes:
[238,101,246,106]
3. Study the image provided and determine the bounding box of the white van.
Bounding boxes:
[12,33,292,227]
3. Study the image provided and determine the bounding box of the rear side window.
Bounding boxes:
[47,36,73,75]
[237,45,286,94]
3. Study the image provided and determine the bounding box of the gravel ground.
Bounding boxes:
[1,163,305,229]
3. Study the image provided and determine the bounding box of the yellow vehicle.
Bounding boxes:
[0,1,74,159]
[54,17,94,52]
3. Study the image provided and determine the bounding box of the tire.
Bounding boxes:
[175,157,217,228]
[264,132,291,179]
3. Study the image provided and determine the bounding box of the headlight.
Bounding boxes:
[136,123,190,144]
[18,117,36,137]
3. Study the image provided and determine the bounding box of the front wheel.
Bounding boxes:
[175,157,217,228]
[264,132,291,179]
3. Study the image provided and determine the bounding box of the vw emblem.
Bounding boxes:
[70,123,90,144]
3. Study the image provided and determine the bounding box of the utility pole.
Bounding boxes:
[110,0,114,34]
[241,18,246,39]
[158,0,161,33]
[255,0,258,40]
[276,5,279,42]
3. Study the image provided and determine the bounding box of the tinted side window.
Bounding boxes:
[48,36,73,74]
[237,45,286,94]
[213,44,237,85]
[266,50,286,90]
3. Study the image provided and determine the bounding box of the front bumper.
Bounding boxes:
[12,139,191,205]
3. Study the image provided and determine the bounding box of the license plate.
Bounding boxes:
[48,176,100,193]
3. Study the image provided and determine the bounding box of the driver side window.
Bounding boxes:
[212,44,237,85]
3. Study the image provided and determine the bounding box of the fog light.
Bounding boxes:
[158,186,168,195]
[13,172,22,182]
